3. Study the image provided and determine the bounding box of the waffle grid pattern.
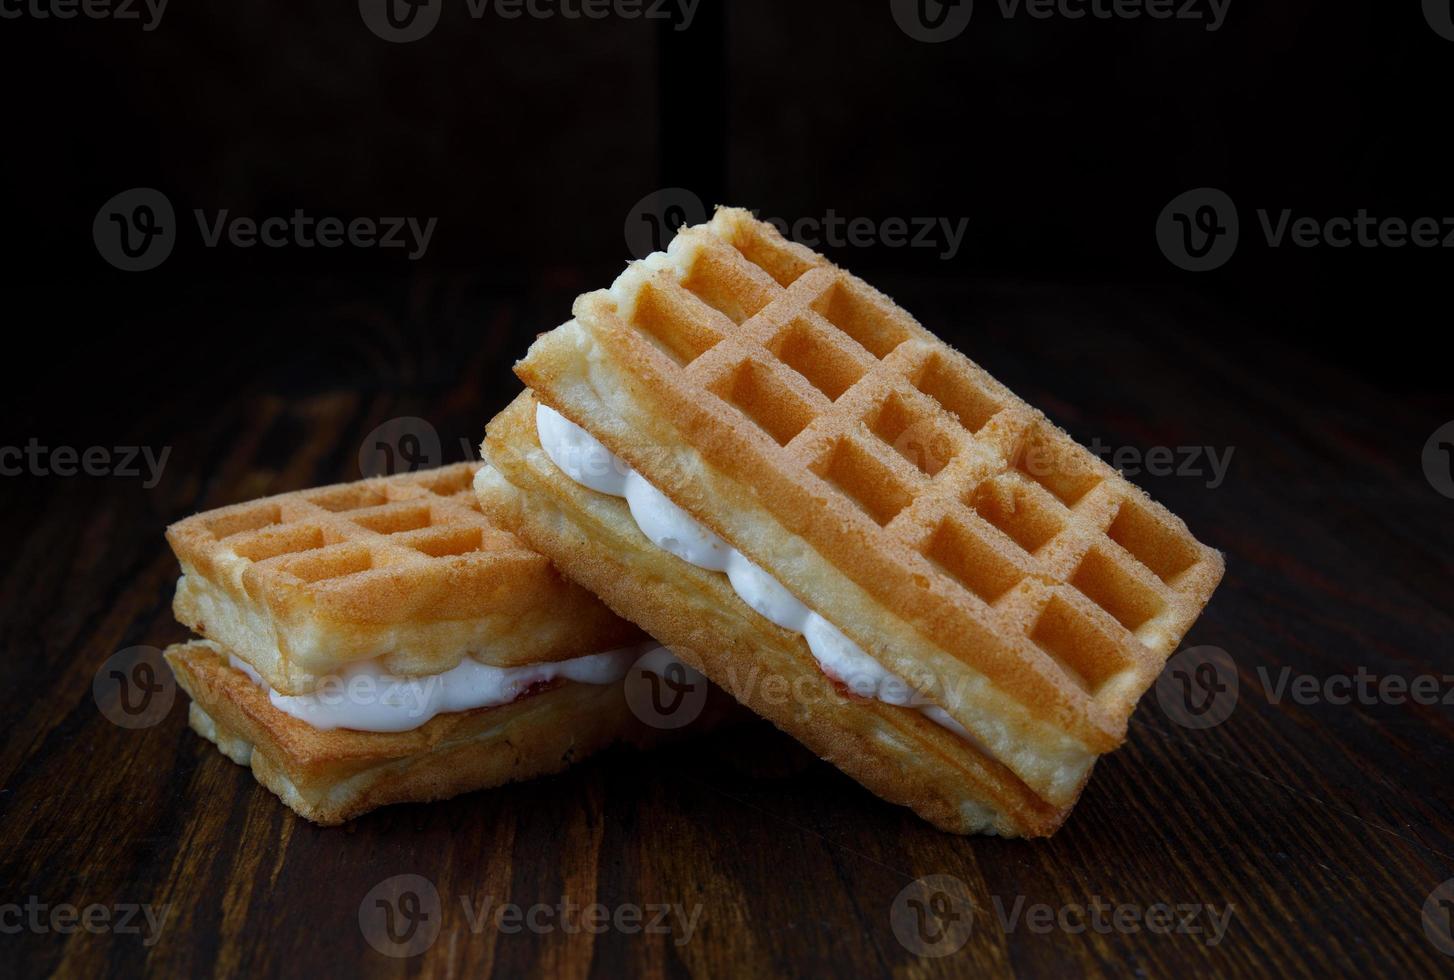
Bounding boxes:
[172,463,529,603]
[603,213,1218,711]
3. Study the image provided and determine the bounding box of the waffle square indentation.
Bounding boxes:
[867,391,959,477]
[1106,497,1200,585]
[968,476,1066,555]
[709,360,819,447]
[629,280,725,366]
[811,437,915,526]
[923,515,1026,604]
[768,317,869,401]
[811,279,911,359]
[1069,546,1166,632]
[911,352,1003,434]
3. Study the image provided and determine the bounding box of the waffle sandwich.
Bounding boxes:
[479,208,1224,837]
[164,463,669,825]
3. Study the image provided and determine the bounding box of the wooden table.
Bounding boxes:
[3,277,1450,978]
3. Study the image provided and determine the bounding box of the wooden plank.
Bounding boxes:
[2,288,1451,978]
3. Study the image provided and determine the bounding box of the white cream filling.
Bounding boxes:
[535,403,974,744]
[228,643,649,733]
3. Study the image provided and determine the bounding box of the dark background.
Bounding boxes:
[3,1,1453,977]
[5,0,1450,555]
[4,0,1451,417]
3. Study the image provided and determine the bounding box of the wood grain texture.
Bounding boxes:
[2,280,1451,979]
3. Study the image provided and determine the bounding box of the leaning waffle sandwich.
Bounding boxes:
[478,208,1224,837]
[163,463,670,825]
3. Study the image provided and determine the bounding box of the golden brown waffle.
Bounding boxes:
[165,640,642,826]
[491,207,1224,835]
[480,396,1066,835]
[167,463,642,695]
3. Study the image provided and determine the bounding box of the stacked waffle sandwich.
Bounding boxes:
[162,462,682,825]
[478,207,1224,837]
